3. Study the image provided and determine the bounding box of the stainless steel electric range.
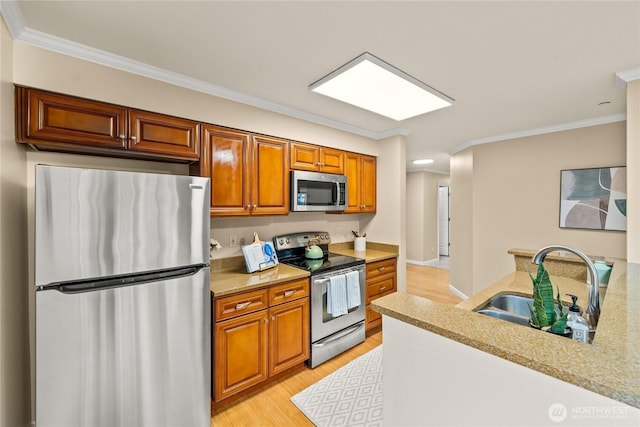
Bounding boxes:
[273,232,366,368]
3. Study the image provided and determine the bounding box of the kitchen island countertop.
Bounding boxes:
[372,257,640,408]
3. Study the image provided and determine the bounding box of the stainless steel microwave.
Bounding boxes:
[291,170,347,212]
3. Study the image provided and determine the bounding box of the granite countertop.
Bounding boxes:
[371,258,640,408]
[329,241,398,263]
[210,241,398,297]
[210,257,309,297]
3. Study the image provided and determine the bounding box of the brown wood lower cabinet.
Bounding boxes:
[365,258,397,331]
[213,278,309,402]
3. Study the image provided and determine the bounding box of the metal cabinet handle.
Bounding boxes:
[118,134,126,140]
[378,266,386,271]
[235,301,251,310]
[379,286,387,291]
[284,290,296,297]
[245,205,251,210]
[130,135,137,141]
[253,204,257,209]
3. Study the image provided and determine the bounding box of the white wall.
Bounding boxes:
[383,315,640,426]
[627,79,640,263]
[450,122,627,297]
[450,148,475,298]
[0,18,30,427]
[406,171,449,264]
[363,135,407,290]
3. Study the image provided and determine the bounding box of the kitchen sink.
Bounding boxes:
[475,308,530,326]
[484,294,533,317]
[474,293,595,343]
[474,293,533,327]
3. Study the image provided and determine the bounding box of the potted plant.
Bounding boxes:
[527,262,569,335]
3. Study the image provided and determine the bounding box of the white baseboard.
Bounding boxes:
[448,284,468,300]
[406,258,441,266]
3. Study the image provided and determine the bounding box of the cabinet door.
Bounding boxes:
[360,155,377,213]
[128,110,199,160]
[250,135,290,215]
[319,148,344,174]
[344,152,362,213]
[290,141,319,171]
[17,87,127,149]
[201,125,251,216]
[268,298,310,376]
[214,310,268,401]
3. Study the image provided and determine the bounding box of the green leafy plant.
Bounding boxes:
[526,262,568,334]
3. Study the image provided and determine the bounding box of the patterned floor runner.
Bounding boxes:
[290,345,383,427]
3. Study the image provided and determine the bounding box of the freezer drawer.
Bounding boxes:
[35,268,211,427]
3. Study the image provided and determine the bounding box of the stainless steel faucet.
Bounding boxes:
[532,244,600,331]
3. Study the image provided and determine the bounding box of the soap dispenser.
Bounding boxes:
[566,294,589,343]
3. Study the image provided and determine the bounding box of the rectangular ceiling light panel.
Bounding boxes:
[310,52,453,121]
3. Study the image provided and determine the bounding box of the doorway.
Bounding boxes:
[438,185,450,257]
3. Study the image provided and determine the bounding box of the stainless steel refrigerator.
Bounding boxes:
[35,165,211,427]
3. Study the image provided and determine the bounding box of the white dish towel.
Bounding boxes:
[345,270,361,309]
[327,274,348,317]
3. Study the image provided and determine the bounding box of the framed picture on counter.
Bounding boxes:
[559,166,626,231]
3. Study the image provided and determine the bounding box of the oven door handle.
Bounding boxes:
[312,322,365,347]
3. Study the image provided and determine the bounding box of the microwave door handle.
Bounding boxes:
[334,182,339,206]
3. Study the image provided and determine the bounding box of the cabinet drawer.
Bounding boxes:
[268,278,309,306]
[366,258,397,280]
[366,275,396,303]
[215,289,268,322]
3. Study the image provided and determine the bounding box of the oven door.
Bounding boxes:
[310,265,366,343]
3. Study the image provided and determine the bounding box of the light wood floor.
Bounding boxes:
[211,264,459,426]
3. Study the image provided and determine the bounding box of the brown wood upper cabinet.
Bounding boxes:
[15,86,200,162]
[290,141,344,174]
[127,110,199,160]
[195,125,289,217]
[345,152,377,213]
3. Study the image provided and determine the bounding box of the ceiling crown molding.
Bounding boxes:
[450,113,627,156]
[0,0,25,37]
[0,2,408,142]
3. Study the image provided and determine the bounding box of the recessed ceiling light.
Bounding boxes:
[309,52,454,121]
[413,159,434,165]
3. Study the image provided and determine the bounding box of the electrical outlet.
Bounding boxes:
[229,235,238,247]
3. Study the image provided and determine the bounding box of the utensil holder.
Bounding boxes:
[354,237,366,252]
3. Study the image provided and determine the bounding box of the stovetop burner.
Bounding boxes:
[281,253,364,274]
[273,231,364,275]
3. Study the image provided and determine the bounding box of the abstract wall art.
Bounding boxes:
[559,167,626,231]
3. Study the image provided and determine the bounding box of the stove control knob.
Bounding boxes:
[278,239,284,245]
[286,238,290,244]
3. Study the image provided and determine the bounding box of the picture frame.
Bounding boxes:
[559,166,626,231]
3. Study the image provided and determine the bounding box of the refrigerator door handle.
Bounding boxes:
[52,266,202,294]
